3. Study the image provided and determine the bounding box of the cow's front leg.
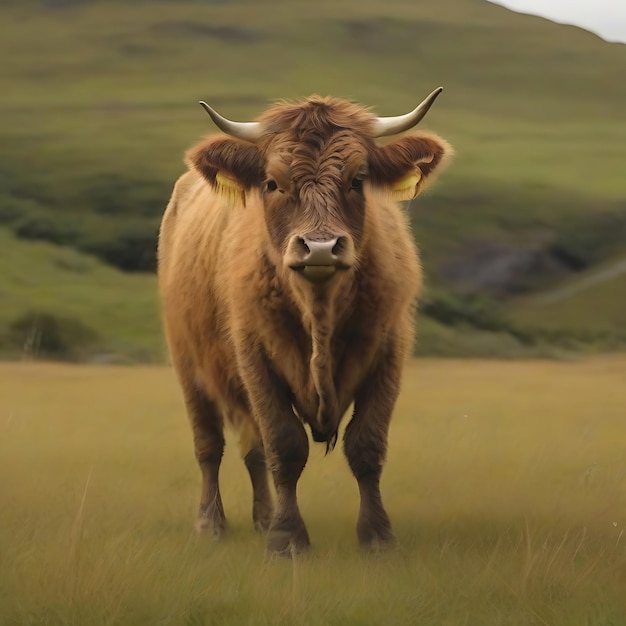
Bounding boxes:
[238,340,310,555]
[264,417,310,554]
[343,337,403,548]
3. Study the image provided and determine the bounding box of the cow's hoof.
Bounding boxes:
[357,518,395,550]
[253,500,273,534]
[359,533,396,552]
[195,511,226,539]
[266,521,310,556]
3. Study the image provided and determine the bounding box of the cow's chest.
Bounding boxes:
[267,333,338,404]
[257,280,369,427]
[265,322,358,430]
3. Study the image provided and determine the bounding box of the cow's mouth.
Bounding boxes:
[289,263,349,284]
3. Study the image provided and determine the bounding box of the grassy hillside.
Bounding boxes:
[508,254,626,345]
[0,226,545,361]
[1,221,618,362]
[1,0,625,356]
[0,228,162,361]
[2,357,625,623]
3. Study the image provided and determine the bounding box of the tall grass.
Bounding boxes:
[1,357,625,624]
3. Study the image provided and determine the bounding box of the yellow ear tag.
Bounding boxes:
[215,171,245,206]
[390,170,422,201]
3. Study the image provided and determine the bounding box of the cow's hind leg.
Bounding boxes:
[238,418,273,532]
[343,339,403,549]
[181,382,227,538]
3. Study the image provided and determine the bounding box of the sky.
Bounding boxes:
[488,0,626,44]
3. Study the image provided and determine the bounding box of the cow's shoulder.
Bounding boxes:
[170,170,208,209]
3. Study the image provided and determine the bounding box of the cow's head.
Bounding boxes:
[186,89,451,285]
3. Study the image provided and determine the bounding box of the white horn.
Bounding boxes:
[199,101,263,142]
[371,87,443,138]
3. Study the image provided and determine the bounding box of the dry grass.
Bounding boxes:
[1,357,625,624]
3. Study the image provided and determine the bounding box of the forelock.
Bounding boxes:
[257,97,373,188]
[257,96,376,139]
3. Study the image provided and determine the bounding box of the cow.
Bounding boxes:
[158,88,451,554]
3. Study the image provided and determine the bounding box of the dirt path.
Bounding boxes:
[535,257,626,305]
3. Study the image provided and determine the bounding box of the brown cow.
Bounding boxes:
[158,89,451,554]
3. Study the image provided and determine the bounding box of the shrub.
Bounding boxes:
[81,174,169,218]
[79,221,159,272]
[6,312,100,361]
[12,212,78,246]
[549,209,626,270]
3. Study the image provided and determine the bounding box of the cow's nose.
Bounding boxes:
[300,236,345,265]
[286,233,354,283]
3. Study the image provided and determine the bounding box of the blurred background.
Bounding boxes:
[1,0,624,362]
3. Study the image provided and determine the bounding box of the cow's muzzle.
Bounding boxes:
[286,234,355,284]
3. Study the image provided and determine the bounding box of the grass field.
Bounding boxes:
[1,357,625,624]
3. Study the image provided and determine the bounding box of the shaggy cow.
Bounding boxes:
[158,89,451,554]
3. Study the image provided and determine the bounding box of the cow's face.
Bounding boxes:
[260,128,369,284]
[187,95,451,284]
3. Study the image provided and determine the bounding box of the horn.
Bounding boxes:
[199,101,263,142]
[371,87,443,138]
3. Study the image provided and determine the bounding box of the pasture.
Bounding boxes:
[1,357,625,624]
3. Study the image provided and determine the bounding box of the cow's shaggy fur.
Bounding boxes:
[158,95,451,553]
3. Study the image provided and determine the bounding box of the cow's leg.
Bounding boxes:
[343,338,403,548]
[238,419,273,532]
[264,416,310,554]
[237,340,310,554]
[181,381,227,538]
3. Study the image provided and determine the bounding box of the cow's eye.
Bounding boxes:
[266,180,278,192]
[350,177,363,192]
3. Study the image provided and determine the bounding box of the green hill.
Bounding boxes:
[0,228,162,361]
[1,0,625,357]
[508,254,626,347]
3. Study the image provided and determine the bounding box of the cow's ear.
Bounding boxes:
[185,136,265,205]
[368,134,453,201]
